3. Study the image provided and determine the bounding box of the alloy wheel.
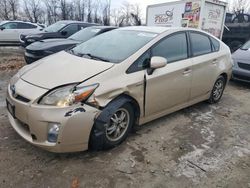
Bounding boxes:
[213,79,224,101]
[106,108,130,142]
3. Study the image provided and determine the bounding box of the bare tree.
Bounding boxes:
[130,4,141,26]
[44,0,59,24]
[23,0,43,23]
[8,0,19,20]
[111,8,125,26]
[121,2,132,26]
[87,0,92,22]
[0,0,140,26]
[111,2,142,26]
[229,0,250,12]
[93,0,100,23]
[0,0,11,20]
[74,0,86,21]
[60,0,69,20]
[68,2,75,20]
[102,0,111,25]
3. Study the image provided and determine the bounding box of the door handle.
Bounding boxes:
[135,81,144,86]
[183,68,192,75]
[212,59,218,64]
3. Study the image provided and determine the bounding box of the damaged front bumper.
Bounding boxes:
[6,84,100,153]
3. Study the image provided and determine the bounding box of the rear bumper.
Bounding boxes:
[6,84,100,153]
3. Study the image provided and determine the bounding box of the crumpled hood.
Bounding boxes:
[26,39,79,51]
[232,48,250,62]
[20,51,114,89]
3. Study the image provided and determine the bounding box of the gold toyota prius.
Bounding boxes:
[6,27,232,153]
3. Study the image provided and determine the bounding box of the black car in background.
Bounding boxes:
[25,26,117,64]
[20,20,98,47]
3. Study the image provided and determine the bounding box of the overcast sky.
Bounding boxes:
[111,0,230,21]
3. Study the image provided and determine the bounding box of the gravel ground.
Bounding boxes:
[0,48,249,188]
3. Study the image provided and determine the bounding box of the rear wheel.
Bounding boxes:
[208,76,226,104]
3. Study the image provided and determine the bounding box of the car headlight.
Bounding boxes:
[27,38,36,42]
[39,83,99,107]
[44,50,54,55]
[231,59,236,67]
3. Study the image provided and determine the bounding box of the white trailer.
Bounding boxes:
[146,0,227,39]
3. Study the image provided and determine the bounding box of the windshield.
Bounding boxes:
[69,27,101,42]
[241,40,250,50]
[70,30,157,63]
[0,21,7,26]
[44,22,67,32]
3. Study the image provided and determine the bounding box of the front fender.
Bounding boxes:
[89,96,133,150]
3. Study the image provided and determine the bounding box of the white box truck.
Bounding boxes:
[146,0,227,39]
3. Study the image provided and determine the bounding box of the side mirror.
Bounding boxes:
[0,27,5,31]
[147,56,167,75]
[150,56,167,69]
[61,31,67,36]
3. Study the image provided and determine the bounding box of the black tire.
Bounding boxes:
[103,103,134,149]
[90,103,135,150]
[208,76,226,104]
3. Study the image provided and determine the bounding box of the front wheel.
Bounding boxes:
[103,103,134,149]
[208,76,226,104]
[90,103,135,150]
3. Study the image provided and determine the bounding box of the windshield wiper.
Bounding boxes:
[66,49,83,57]
[80,53,110,62]
[67,51,110,62]
[66,49,75,54]
[241,48,249,50]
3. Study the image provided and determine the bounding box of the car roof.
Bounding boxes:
[118,26,177,34]
[118,26,219,38]
[90,26,117,29]
[0,20,39,26]
[1,20,35,24]
[55,20,99,25]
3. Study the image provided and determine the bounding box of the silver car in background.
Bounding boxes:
[232,40,250,83]
[0,21,43,45]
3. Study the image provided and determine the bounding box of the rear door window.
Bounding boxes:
[151,32,188,63]
[17,23,37,29]
[190,32,212,56]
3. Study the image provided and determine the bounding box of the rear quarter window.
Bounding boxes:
[17,23,37,29]
[210,37,220,52]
